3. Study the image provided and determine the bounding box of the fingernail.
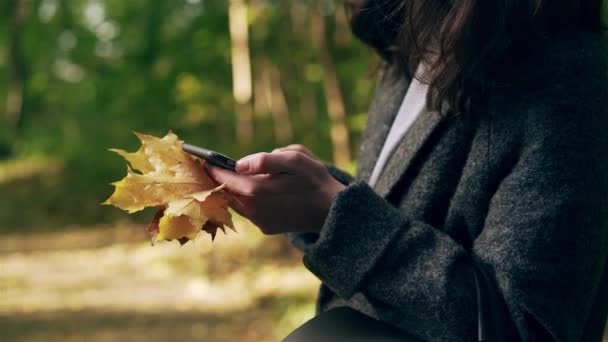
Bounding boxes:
[236,158,251,173]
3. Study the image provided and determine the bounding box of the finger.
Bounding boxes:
[236,150,313,175]
[272,144,318,160]
[206,164,270,196]
[224,192,250,217]
[235,152,268,174]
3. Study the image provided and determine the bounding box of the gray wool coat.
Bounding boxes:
[289,32,608,341]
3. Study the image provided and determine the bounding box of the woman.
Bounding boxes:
[207,0,608,340]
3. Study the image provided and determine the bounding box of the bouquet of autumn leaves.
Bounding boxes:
[103,132,234,244]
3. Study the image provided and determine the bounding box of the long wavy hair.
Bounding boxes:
[348,0,605,114]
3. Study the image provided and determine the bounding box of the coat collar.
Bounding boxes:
[357,68,450,199]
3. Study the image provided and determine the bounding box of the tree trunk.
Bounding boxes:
[286,0,317,128]
[229,0,254,145]
[268,63,293,144]
[311,2,352,169]
[5,0,27,130]
[333,4,351,47]
[287,0,308,39]
[253,58,293,144]
[253,58,272,119]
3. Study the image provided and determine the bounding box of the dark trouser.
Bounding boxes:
[282,307,422,342]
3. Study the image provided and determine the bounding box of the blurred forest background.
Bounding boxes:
[3,1,608,341]
[0,0,378,341]
[0,0,377,231]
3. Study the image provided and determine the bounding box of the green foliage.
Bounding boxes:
[603,0,608,27]
[0,1,376,231]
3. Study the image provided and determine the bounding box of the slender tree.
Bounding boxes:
[268,62,293,143]
[5,0,27,131]
[229,0,254,145]
[311,1,352,168]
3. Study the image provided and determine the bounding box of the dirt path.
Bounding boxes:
[0,221,319,341]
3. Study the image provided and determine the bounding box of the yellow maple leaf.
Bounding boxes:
[103,132,234,243]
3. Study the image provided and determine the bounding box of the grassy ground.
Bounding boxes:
[0,220,320,342]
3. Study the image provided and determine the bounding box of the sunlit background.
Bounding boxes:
[0,0,377,341]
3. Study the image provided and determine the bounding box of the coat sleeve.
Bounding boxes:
[286,164,354,253]
[301,89,608,341]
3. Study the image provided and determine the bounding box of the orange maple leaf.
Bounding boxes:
[103,132,234,243]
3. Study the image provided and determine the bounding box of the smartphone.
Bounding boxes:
[182,143,237,171]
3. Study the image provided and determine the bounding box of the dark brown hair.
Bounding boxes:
[349,0,605,114]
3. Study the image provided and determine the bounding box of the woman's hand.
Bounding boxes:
[205,145,346,235]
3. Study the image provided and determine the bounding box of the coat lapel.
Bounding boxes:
[356,71,410,182]
[373,109,449,198]
[356,67,451,199]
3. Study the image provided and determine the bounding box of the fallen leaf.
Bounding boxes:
[103,132,234,244]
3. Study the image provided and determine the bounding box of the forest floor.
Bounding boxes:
[0,219,319,342]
